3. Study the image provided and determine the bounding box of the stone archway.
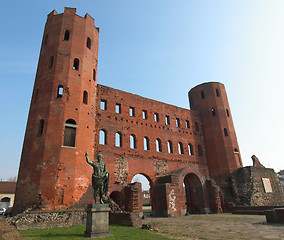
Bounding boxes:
[131,173,155,216]
[184,173,205,214]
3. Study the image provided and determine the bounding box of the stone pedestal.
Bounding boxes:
[84,204,111,238]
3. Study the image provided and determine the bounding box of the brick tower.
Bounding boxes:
[14,8,99,213]
[188,82,242,177]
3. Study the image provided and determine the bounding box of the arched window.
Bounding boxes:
[211,108,216,116]
[37,119,44,136]
[64,119,77,147]
[99,129,107,145]
[188,144,194,155]
[201,91,205,99]
[154,113,159,122]
[198,144,203,157]
[87,37,91,49]
[144,137,150,151]
[73,58,79,70]
[83,91,88,104]
[156,139,162,152]
[64,30,70,41]
[234,148,239,153]
[48,56,54,69]
[130,134,136,149]
[226,109,230,117]
[167,141,173,153]
[216,88,220,97]
[93,69,96,81]
[57,85,63,98]
[115,132,122,147]
[224,128,228,136]
[178,142,184,154]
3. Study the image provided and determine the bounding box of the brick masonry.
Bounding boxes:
[13,8,284,217]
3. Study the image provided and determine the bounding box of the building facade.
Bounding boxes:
[13,8,284,216]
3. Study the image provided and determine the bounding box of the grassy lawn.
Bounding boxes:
[19,224,171,240]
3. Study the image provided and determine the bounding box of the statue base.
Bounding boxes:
[84,204,111,238]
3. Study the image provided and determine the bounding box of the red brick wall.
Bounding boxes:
[14,8,99,213]
[189,82,243,177]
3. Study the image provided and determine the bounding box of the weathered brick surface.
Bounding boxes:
[14,8,284,218]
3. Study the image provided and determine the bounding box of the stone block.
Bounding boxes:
[84,204,111,238]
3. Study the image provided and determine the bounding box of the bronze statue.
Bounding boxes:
[85,152,109,204]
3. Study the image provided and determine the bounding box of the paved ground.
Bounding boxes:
[143,214,284,240]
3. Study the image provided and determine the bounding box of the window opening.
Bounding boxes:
[176,118,180,128]
[165,115,170,125]
[234,148,239,153]
[142,110,147,120]
[188,144,194,155]
[83,91,88,104]
[37,119,44,136]
[73,58,79,70]
[57,85,63,98]
[116,104,121,114]
[130,107,135,117]
[186,120,190,129]
[167,141,173,153]
[201,91,205,99]
[178,142,184,154]
[156,139,162,152]
[154,113,159,122]
[144,137,150,151]
[211,108,216,116]
[64,30,70,41]
[195,122,200,132]
[130,134,136,149]
[100,100,107,110]
[224,128,228,136]
[198,145,203,157]
[99,129,107,145]
[48,56,54,69]
[87,37,91,49]
[216,88,220,97]
[63,119,77,147]
[226,109,230,117]
[115,132,122,147]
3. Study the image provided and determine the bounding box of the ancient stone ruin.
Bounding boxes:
[13,8,284,220]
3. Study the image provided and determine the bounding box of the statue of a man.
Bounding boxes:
[85,152,109,204]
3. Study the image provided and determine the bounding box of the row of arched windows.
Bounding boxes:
[99,130,203,157]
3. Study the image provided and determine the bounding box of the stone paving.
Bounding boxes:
[143,214,284,240]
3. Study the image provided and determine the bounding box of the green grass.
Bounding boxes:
[19,224,172,240]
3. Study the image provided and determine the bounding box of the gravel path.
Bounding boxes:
[143,214,284,240]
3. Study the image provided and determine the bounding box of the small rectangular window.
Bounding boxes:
[100,100,107,110]
[176,118,180,128]
[165,115,170,125]
[142,110,147,120]
[130,107,135,117]
[154,113,159,122]
[116,103,121,114]
[186,120,190,129]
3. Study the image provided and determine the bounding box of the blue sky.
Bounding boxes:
[1,0,284,181]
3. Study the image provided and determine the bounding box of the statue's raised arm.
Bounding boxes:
[85,152,92,165]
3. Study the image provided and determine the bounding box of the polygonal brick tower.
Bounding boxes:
[14,8,99,213]
[188,82,243,177]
